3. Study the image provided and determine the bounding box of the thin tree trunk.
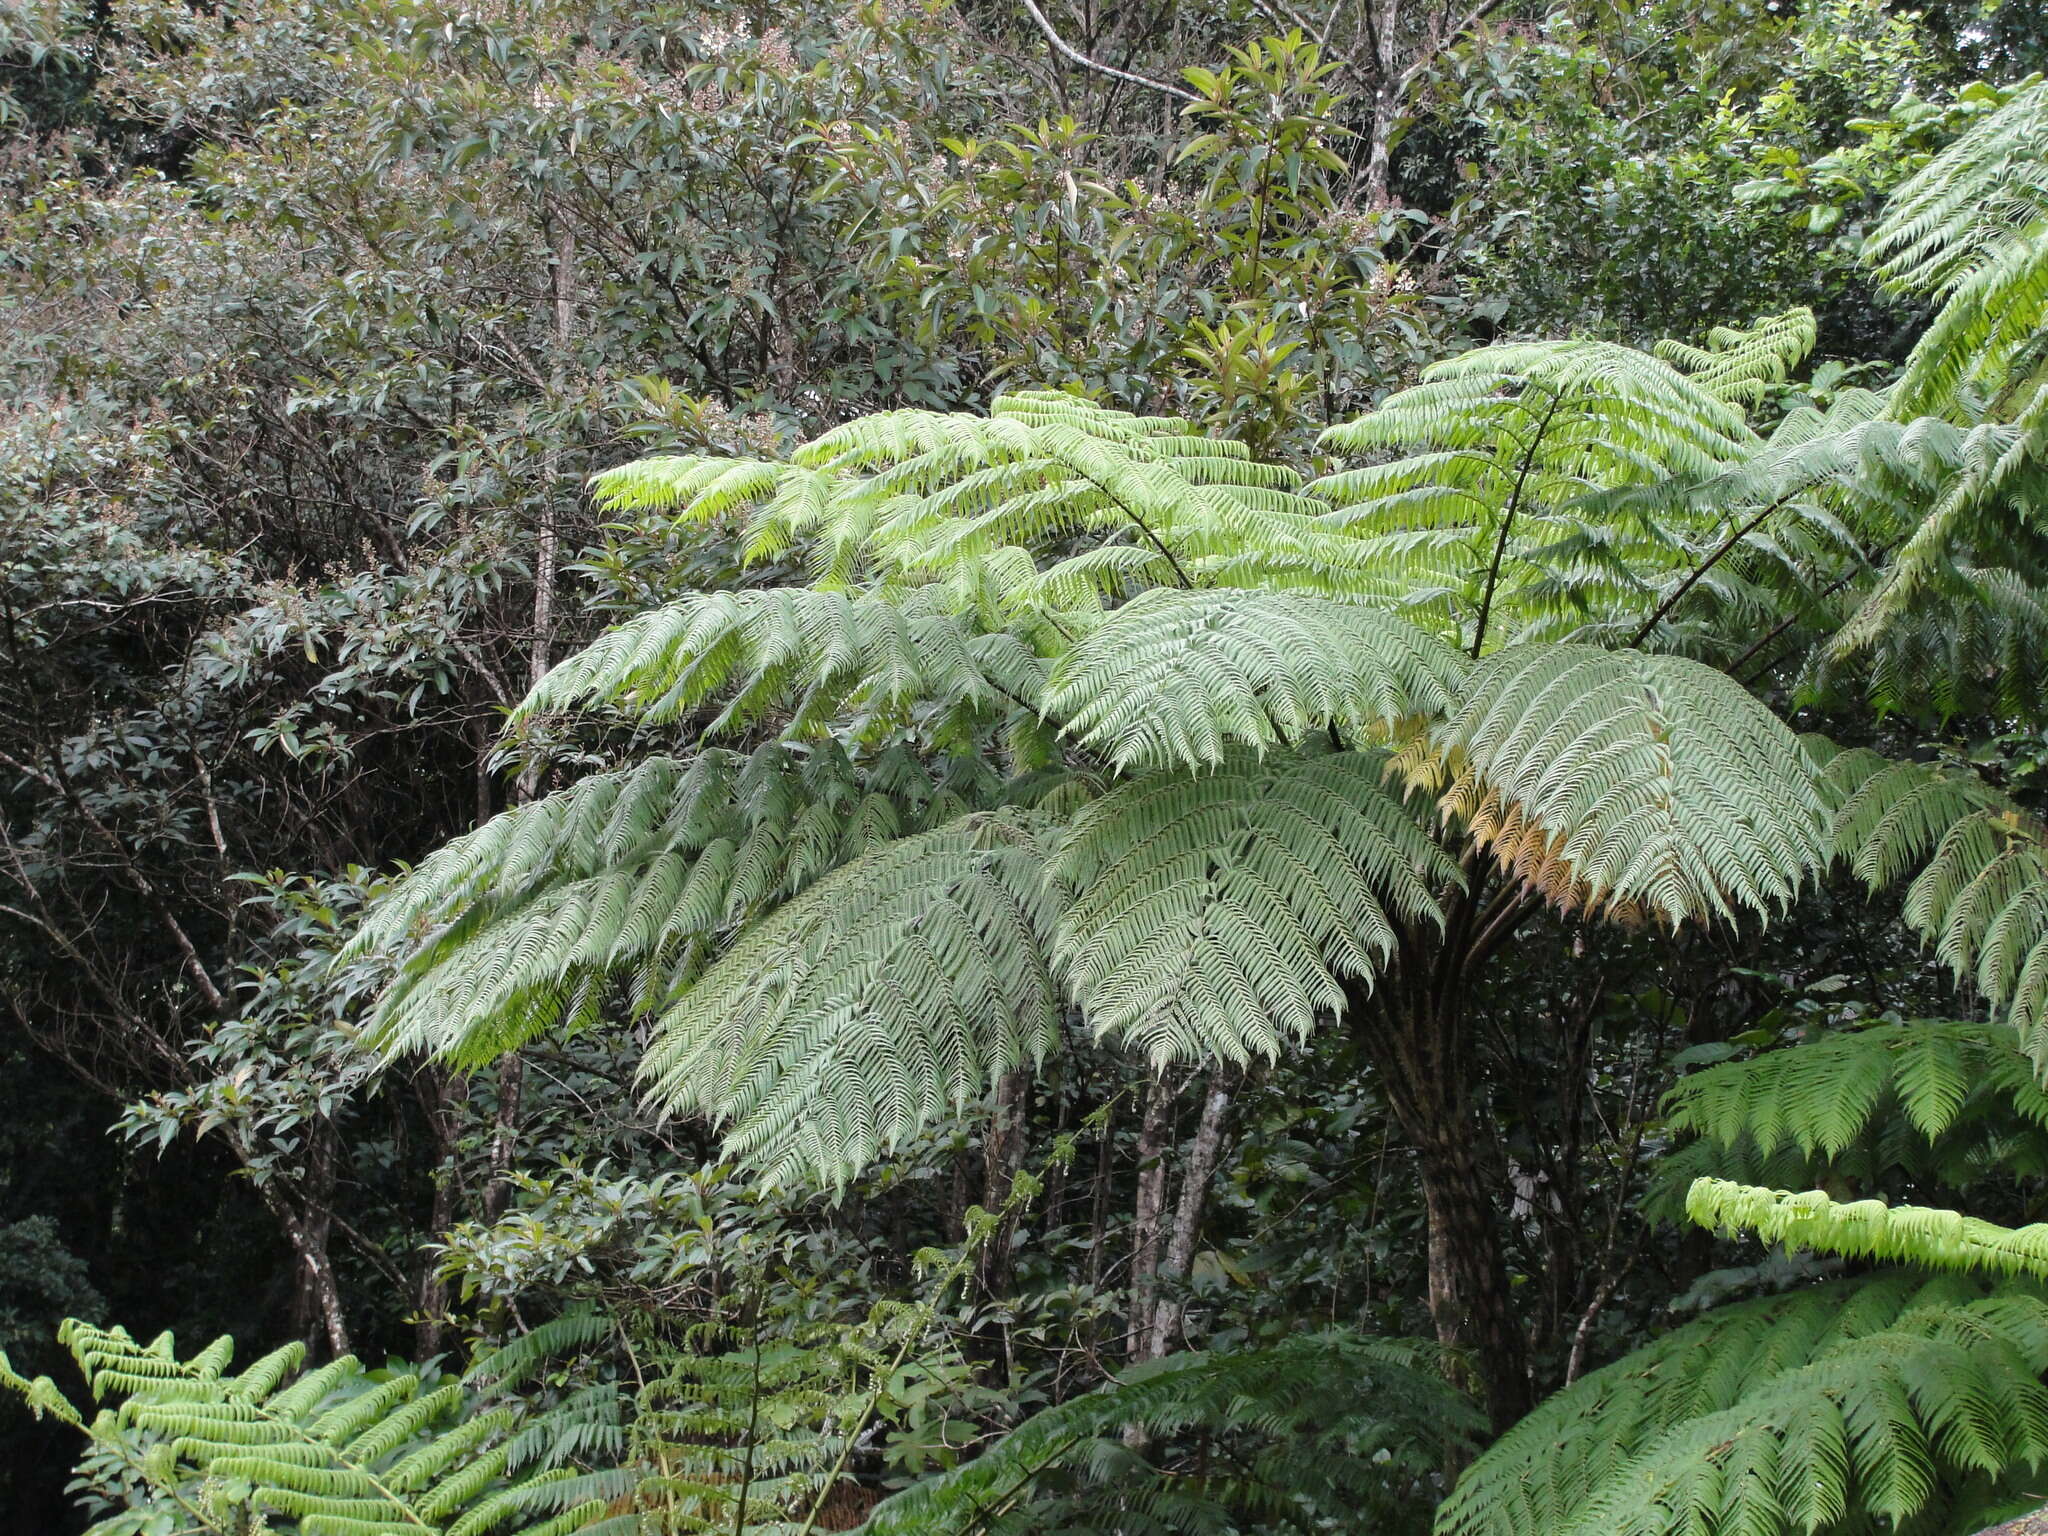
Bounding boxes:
[979,1067,1031,1294]
[414,1067,468,1358]
[483,225,578,1225]
[481,1052,525,1225]
[1125,1068,1175,1361]
[1145,1076,1233,1360]
[259,1120,349,1357]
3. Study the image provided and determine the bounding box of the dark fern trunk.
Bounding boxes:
[1357,986,1531,1435]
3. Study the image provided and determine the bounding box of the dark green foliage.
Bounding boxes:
[1439,1273,2048,1536]
[863,1331,1479,1535]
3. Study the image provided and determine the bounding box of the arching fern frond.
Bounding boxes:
[513,586,1044,741]
[638,810,1066,1188]
[1434,646,1826,926]
[1042,587,1467,772]
[1644,1020,2048,1220]
[1819,746,2048,1060]
[1436,1271,2048,1536]
[1312,340,1756,648]
[864,1331,1478,1536]
[1052,749,1453,1065]
[1689,1177,2048,1282]
[351,744,1051,1066]
[1865,79,2048,418]
[1666,1019,2048,1160]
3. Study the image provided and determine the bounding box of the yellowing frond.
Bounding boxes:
[1437,646,1827,925]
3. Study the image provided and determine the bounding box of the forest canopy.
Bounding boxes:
[4,0,2048,1532]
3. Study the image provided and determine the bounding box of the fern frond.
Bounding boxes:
[1653,308,1818,408]
[1820,747,2048,1060]
[1690,1178,2048,1282]
[1666,1019,2048,1158]
[1644,1019,2048,1220]
[1437,1271,2048,1536]
[1042,587,1467,771]
[12,1321,611,1536]
[514,586,1042,740]
[1313,340,1757,649]
[1052,749,1455,1064]
[638,810,1066,1187]
[353,744,1058,1065]
[1436,646,1827,925]
[865,1331,1478,1536]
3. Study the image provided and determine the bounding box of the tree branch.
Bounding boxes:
[1014,0,1199,103]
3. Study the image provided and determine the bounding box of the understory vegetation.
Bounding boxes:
[5,0,2048,1531]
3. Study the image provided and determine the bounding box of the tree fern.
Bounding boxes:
[0,1320,626,1536]
[862,1330,1478,1536]
[1437,1272,2048,1536]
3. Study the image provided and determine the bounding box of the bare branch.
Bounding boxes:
[1014,0,1199,104]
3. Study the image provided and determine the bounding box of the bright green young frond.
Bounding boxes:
[1437,1271,2048,1536]
[1052,749,1454,1064]
[6,1320,616,1536]
[1042,587,1467,771]
[864,1331,1479,1536]
[1653,308,1818,408]
[1436,646,1827,925]
[1690,1178,2048,1282]
[638,811,1066,1188]
[513,586,1042,740]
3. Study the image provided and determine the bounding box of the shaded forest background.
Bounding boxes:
[5,0,2048,1528]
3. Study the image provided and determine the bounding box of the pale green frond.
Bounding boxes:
[1042,587,1467,771]
[638,810,1066,1187]
[1312,341,1758,648]
[513,586,1041,738]
[352,745,1062,1065]
[1052,749,1454,1064]
[1436,646,1827,926]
